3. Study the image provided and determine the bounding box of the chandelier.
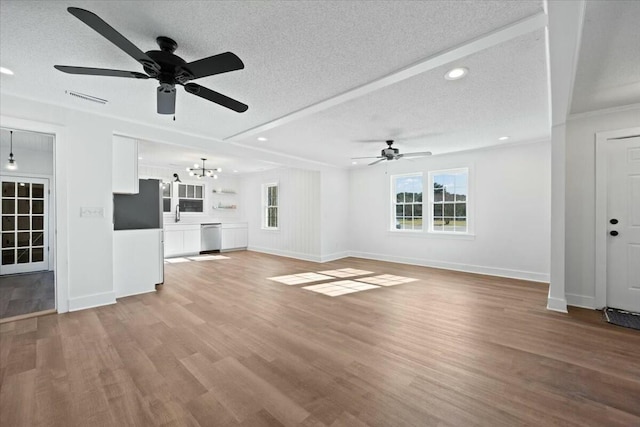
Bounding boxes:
[186,158,221,179]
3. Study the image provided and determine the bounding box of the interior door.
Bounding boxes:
[1,177,49,275]
[606,136,640,311]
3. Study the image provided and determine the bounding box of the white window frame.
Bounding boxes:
[162,182,172,213]
[177,182,205,214]
[390,172,424,232]
[262,183,279,230]
[427,167,471,235]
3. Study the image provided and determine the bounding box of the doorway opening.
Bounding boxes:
[0,128,56,321]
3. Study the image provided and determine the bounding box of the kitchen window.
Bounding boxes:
[429,168,468,233]
[178,183,204,213]
[262,183,278,229]
[392,173,423,231]
[162,182,171,213]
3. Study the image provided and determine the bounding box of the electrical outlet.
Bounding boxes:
[80,207,104,218]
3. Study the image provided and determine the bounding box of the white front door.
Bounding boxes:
[606,136,640,311]
[1,177,49,275]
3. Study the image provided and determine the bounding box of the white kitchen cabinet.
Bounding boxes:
[221,223,248,251]
[164,224,201,257]
[183,228,201,254]
[164,228,183,257]
[113,229,163,298]
[113,135,139,194]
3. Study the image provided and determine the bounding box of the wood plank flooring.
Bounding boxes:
[1,251,639,426]
[0,271,55,319]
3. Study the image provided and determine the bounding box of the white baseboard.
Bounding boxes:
[116,289,157,299]
[546,290,568,313]
[565,293,596,310]
[68,291,116,312]
[348,251,550,282]
[320,251,350,263]
[248,246,322,263]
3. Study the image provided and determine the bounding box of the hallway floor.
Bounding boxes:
[0,271,54,319]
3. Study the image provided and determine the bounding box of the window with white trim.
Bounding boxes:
[392,173,423,231]
[262,183,278,229]
[178,183,204,213]
[429,168,468,233]
[162,182,171,213]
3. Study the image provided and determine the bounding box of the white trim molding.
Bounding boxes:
[565,293,596,310]
[349,251,549,283]
[594,126,640,309]
[546,291,568,313]
[0,115,69,313]
[248,246,321,263]
[68,291,116,312]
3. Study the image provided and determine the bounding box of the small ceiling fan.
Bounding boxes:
[54,7,248,115]
[352,140,432,165]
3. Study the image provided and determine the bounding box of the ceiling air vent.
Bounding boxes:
[66,90,108,105]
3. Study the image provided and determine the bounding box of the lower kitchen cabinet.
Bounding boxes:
[164,224,201,257]
[221,223,248,251]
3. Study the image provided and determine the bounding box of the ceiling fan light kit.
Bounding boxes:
[54,7,248,116]
[352,139,432,166]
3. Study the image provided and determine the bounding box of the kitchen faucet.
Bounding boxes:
[175,204,180,222]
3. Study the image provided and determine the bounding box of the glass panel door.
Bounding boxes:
[1,177,49,275]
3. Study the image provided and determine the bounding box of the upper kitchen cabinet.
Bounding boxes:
[113,135,139,194]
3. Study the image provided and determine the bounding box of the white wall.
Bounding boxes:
[0,136,54,176]
[564,106,640,308]
[139,164,244,222]
[320,169,350,261]
[348,141,551,281]
[2,92,330,312]
[241,167,322,261]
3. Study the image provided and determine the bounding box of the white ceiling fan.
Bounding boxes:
[352,140,432,165]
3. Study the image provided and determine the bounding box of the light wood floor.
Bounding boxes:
[1,251,639,426]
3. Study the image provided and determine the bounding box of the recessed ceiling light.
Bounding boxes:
[233,170,238,173]
[444,67,468,81]
[498,136,510,141]
[352,161,358,165]
[138,156,143,160]
[257,137,268,141]
[0,67,14,75]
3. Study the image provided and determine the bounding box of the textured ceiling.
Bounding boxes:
[136,139,279,174]
[571,0,640,114]
[0,0,548,168]
[235,30,549,167]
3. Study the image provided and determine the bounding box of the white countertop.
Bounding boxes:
[163,216,247,227]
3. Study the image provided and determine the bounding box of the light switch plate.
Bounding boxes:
[80,207,104,218]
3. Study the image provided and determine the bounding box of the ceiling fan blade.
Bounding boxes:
[67,7,160,72]
[183,52,244,80]
[183,83,248,113]
[54,65,149,79]
[368,158,386,166]
[351,156,383,160]
[402,151,433,158]
[157,87,176,115]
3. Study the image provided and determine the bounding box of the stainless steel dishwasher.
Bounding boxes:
[201,223,222,252]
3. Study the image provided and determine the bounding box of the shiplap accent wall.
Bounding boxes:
[320,169,350,261]
[241,167,322,261]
